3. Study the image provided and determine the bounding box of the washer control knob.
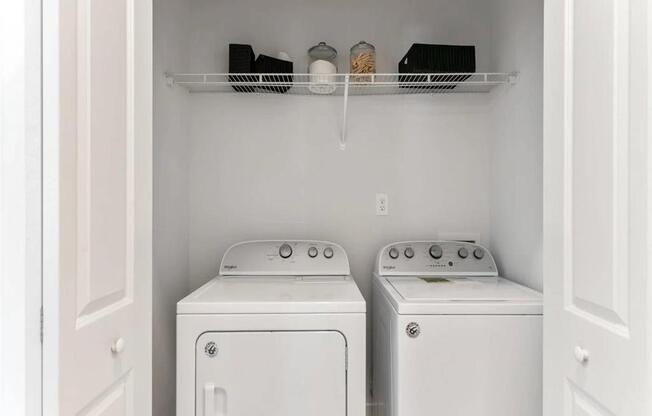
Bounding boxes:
[307,246,318,258]
[323,247,334,259]
[473,248,485,259]
[404,247,415,259]
[279,243,293,259]
[458,247,469,258]
[389,247,399,259]
[429,245,443,259]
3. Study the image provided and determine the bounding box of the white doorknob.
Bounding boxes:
[111,337,125,354]
[574,346,589,364]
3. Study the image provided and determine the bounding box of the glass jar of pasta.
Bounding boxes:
[350,41,376,82]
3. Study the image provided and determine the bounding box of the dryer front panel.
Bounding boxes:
[196,330,346,416]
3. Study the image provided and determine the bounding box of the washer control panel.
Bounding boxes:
[376,241,497,276]
[219,240,350,276]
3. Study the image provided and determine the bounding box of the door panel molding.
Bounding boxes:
[74,0,136,329]
[77,371,134,416]
[566,380,615,416]
[561,0,630,337]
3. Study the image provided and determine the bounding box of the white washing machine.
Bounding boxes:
[372,241,542,416]
[177,240,366,416]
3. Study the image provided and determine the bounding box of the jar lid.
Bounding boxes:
[308,42,338,60]
[351,41,375,52]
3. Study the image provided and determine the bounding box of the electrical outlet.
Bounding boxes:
[376,193,388,216]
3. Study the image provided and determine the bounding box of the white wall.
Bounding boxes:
[181,1,500,392]
[152,0,544,408]
[0,1,42,414]
[187,94,493,397]
[488,0,544,291]
[188,94,492,294]
[153,0,190,415]
[185,0,496,292]
[187,0,494,75]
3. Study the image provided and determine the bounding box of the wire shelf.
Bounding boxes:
[165,72,518,149]
[166,72,517,95]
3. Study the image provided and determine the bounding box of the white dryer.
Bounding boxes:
[372,241,542,416]
[177,240,366,416]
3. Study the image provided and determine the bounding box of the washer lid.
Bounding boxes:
[381,276,542,315]
[177,275,366,314]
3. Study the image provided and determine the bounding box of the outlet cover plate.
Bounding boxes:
[376,193,388,216]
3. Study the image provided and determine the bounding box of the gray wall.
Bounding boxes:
[187,0,494,74]
[184,0,498,291]
[153,0,190,414]
[188,94,493,294]
[488,0,544,291]
[153,0,544,413]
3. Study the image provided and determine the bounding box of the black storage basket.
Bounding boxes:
[254,55,294,93]
[398,44,475,90]
[228,44,257,92]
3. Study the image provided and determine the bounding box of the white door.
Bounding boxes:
[195,331,347,416]
[42,0,152,414]
[543,0,651,414]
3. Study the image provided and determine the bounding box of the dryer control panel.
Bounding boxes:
[375,241,497,276]
[219,240,350,276]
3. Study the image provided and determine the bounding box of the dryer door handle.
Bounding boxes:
[204,383,227,416]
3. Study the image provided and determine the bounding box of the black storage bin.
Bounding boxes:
[228,44,256,92]
[398,44,475,90]
[254,55,294,93]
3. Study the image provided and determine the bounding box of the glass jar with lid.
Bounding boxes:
[350,41,376,82]
[308,41,338,94]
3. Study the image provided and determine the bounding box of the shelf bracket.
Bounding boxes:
[507,71,520,86]
[164,72,175,87]
[341,74,350,150]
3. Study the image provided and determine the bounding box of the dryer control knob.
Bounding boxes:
[473,248,485,259]
[458,247,469,258]
[404,247,415,259]
[323,247,334,259]
[429,245,443,259]
[406,322,420,338]
[279,243,293,259]
[389,247,399,259]
[308,246,318,258]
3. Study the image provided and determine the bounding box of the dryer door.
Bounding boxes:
[196,331,347,416]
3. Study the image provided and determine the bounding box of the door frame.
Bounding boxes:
[0,0,43,415]
[41,0,59,413]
